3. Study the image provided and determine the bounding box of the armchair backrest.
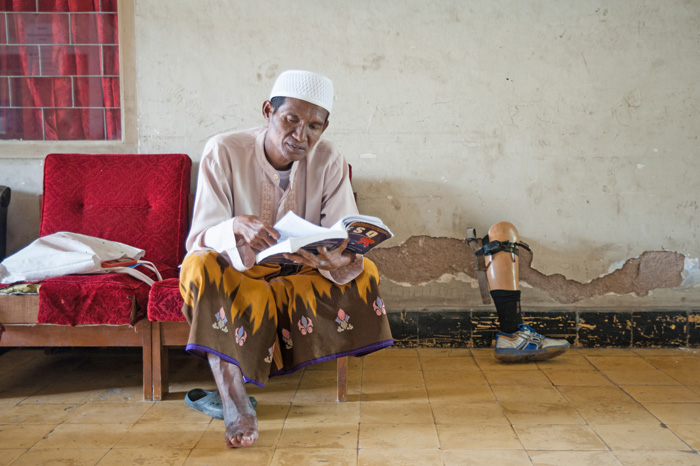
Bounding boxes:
[40,153,192,268]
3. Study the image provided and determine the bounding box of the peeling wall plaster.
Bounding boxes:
[368,236,693,305]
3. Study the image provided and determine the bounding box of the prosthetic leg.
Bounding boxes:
[467,222,569,362]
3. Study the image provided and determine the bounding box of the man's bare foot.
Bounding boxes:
[208,353,259,448]
[224,403,258,447]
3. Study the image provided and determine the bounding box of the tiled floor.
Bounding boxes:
[3,347,700,465]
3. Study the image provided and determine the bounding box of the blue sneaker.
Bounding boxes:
[494,324,569,362]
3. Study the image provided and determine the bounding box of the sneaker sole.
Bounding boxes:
[494,345,569,363]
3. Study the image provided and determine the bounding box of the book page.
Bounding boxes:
[273,211,331,242]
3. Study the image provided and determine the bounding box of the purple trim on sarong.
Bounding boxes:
[186,339,394,388]
[185,343,265,388]
[270,339,395,378]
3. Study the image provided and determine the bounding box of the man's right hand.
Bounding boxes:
[233,215,280,252]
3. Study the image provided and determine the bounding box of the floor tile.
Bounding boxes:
[633,348,700,357]
[642,402,700,424]
[186,447,275,465]
[96,447,190,465]
[644,356,700,371]
[359,448,443,466]
[442,449,533,465]
[579,349,641,357]
[34,423,130,449]
[247,384,297,403]
[423,370,489,386]
[574,401,659,425]
[621,384,700,403]
[613,450,700,466]
[419,356,479,372]
[501,402,585,425]
[63,401,153,424]
[668,425,700,450]
[513,424,607,450]
[271,448,357,466]
[431,402,510,425]
[426,384,496,403]
[359,423,439,449]
[591,423,690,450]
[417,348,472,357]
[362,369,424,386]
[277,423,359,449]
[535,351,594,370]
[300,369,359,387]
[112,422,207,449]
[664,370,700,385]
[472,353,540,372]
[0,402,78,424]
[362,356,421,371]
[558,386,634,404]
[603,369,681,385]
[361,384,428,402]
[91,386,145,403]
[436,424,522,450]
[483,370,554,387]
[360,401,433,424]
[528,450,623,465]
[12,448,108,466]
[293,384,360,403]
[0,449,25,466]
[286,401,360,425]
[586,356,655,371]
[542,370,613,387]
[0,424,55,449]
[491,386,567,404]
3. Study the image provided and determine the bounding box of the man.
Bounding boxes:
[472,221,570,361]
[180,70,393,448]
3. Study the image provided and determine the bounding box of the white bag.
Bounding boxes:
[0,232,162,286]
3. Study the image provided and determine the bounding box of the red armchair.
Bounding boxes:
[0,153,191,400]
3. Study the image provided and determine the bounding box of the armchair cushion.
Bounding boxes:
[147,277,186,322]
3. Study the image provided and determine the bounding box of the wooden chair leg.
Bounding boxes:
[337,356,348,402]
[151,321,169,400]
[141,319,153,401]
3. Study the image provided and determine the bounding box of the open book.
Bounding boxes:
[256,211,393,264]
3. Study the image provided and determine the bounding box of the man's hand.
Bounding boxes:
[284,238,356,271]
[233,215,280,252]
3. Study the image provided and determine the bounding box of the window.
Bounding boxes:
[0,0,120,140]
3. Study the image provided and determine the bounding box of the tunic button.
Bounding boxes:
[273,174,279,180]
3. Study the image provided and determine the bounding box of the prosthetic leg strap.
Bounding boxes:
[466,228,492,305]
[479,238,531,257]
[466,228,532,305]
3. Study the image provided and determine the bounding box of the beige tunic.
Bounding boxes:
[186,126,363,284]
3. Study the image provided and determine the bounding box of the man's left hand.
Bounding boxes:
[284,238,356,271]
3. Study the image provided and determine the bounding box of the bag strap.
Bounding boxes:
[101,260,162,287]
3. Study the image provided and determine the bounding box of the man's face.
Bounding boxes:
[262,97,329,170]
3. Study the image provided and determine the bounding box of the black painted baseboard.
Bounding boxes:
[387,309,700,348]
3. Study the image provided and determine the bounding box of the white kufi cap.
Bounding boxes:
[269,70,334,114]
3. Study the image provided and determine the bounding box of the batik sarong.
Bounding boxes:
[179,250,394,386]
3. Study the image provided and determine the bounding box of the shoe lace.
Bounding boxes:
[518,324,543,338]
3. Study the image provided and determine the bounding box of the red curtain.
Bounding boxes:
[0,0,120,140]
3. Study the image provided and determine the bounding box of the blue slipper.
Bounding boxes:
[184,388,257,420]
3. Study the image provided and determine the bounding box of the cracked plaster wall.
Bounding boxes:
[0,0,698,312]
[367,236,699,309]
